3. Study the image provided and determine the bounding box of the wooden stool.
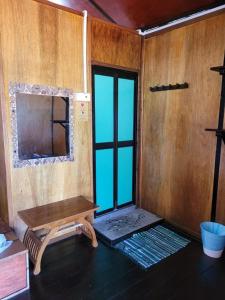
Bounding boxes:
[18,196,99,275]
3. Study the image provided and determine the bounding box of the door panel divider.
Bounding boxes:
[113,75,118,210]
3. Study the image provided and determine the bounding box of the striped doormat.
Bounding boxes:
[114,225,190,269]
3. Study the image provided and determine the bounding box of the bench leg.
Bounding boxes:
[79,217,98,248]
[33,227,59,275]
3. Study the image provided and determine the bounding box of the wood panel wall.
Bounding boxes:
[0,0,142,235]
[140,13,225,235]
[3,0,223,238]
[0,0,92,234]
[0,51,9,223]
[91,18,142,70]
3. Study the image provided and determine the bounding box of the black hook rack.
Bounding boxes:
[205,128,225,144]
[210,66,225,75]
[150,82,189,92]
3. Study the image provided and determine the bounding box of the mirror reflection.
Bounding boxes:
[16,93,70,160]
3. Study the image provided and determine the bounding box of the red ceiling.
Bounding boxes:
[43,0,223,29]
[41,0,109,20]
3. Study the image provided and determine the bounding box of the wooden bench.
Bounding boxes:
[18,196,99,275]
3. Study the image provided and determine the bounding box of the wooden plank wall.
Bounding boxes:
[0,0,92,233]
[140,13,225,236]
[3,0,224,238]
[91,18,142,70]
[0,0,142,234]
[0,50,8,223]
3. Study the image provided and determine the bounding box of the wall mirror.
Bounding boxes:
[9,83,74,167]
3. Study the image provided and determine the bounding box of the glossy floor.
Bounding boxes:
[13,226,225,300]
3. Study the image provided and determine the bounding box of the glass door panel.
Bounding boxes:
[117,146,133,206]
[95,74,114,143]
[118,78,134,142]
[95,149,114,213]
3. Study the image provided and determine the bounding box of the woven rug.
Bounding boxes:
[115,225,190,269]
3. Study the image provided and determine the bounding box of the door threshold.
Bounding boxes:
[93,206,163,246]
[94,204,136,220]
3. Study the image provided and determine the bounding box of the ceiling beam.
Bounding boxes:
[139,3,225,37]
[88,0,116,24]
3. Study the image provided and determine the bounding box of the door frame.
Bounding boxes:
[92,65,138,216]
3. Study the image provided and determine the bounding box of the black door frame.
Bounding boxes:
[92,65,138,216]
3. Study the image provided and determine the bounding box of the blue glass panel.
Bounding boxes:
[96,149,114,212]
[118,78,134,141]
[95,75,114,143]
[117,147,133,206]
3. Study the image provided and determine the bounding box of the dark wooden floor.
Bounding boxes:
[14,225,225,300]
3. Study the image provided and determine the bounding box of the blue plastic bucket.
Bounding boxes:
[200,222,225,258]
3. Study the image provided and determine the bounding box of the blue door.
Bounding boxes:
[92,66,137,215]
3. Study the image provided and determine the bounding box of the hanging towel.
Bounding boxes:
[0,234,12,254]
